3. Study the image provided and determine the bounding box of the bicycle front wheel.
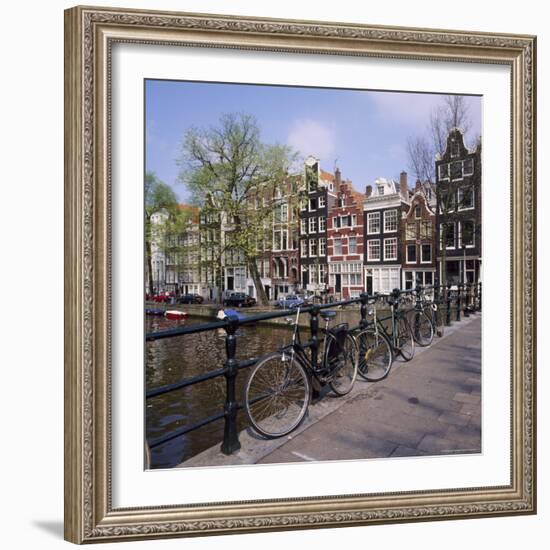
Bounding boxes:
[355,328,393,381]
[245,352,310,438]
[326,333,358,396]
[409,309,434,347]
[396,316,415,361]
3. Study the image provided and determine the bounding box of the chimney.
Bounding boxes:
[415,179,422,192]
[399,171,408,200]
[365,185,372,198]
[335,167,342,188]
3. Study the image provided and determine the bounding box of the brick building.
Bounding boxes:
[327,174,365,299]
[401,181,437,289]
[435,129,482,286]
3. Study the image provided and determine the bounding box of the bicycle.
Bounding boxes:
[244,306,358,438]
[354,289,415,382]
[406,286,435,347]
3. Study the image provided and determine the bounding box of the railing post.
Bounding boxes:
[464,283,471,317]
[221,315,241,455]
[478,281,482,311]
[359,292,369,328]
[446,283,452,326]
[456,283,462,321]
[310,305,321,400]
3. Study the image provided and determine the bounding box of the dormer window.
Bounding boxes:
[451,138,459,158]
[378,185,385,195]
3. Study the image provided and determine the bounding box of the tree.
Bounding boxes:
[144,172,178,295]
[178,113,297,306]
[407,96,479,288]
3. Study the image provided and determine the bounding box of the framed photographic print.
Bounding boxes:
[64,5,536,544]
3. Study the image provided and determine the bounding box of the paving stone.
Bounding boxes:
[438,411,472,427]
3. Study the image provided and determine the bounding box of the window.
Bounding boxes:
[367,239,380,261]
[367,212,380,234]
[333,217,340,228]
[309,238,318,256]
[421,244,432,263]
[384,238,398,261]
[438,163,450,180]
[319,216,326,232]
[334,238,343,255]
[451,138,459,158]
[384,209,398,232]
[309,198,317,211]
[441,190,456,213]
[450,161,463,180]
[425,271,433,285]
[318,195,326,208]
[300,219,307,235]
[351,214,357,226]
[442,223,456,249]
[458,186,474,210]
[377,185,385,195]
[348,237,357,254]
[463,158,474,176]
[338,195,345,207]
[415,205,422,218]
[309,217,317,233]
[319,264,327,284]
[406,244,417,263]
[406,222,416,240]
[319,237,326,256]
[420,221,432,238]
[300,196,307,211]
[300,240,308,257]
[460,220,475,247]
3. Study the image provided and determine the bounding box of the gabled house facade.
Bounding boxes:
[401,181,437,289]
[363,172,410,294]
[326,174,365,299]
[435,128,482,286]
[298,156,337,296]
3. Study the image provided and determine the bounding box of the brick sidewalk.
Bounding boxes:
[258,316,481,464]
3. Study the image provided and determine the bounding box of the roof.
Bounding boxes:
[320,169,335,182]
[177,203,200,223]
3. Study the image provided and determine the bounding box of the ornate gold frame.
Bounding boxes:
[64,5,537,544]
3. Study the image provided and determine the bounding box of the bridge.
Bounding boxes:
[180,313,481,467]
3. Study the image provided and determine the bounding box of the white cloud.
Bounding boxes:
[369,92,442,127]
[287,119,335,161]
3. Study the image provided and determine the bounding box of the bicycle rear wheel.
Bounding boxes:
[396,316,415,361]
[245,352,310,438]
[409,309,434,346]
[355,328,393,381]
[326,333,358,396]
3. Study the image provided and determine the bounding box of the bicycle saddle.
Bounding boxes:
[320,310,337,320]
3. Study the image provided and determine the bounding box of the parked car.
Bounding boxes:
[223,292,256,307]
[276,294,306,309]
[178,293,204,304]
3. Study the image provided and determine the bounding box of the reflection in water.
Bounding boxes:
[146,315,292,469]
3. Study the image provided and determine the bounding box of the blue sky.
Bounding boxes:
[145,80,481,202]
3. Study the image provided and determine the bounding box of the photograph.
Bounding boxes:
[144,81,483,470]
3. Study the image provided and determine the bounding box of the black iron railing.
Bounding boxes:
[145,282,481,463]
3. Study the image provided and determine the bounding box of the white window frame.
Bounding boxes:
[463,157,475,176]
[458,186,475,211]
[309,238,317,257]
[438,163,450,181]
[406,244,417,264]
[459,220,475,248]
[319,216,326,232]
[308,197,317,212]
[351,214,357,227]
[383,209,398,233]
[367,239,381,261]
[420,221,432,239]
[300,218,307,235]
[318,195,326,208]
[333,238,343,256]
[309,217,317,234]
[415,205,422,219]
[421,243,432,263]
[319,237,326,256]
[348,236,357,254]
[406,222,416,240]
[300,239,308,257]
[383,237,398,261]
[367,212,380,235]
[442,222,456,250]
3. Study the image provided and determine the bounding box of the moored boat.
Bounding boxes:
[165,310,189,320]
[146,308,165,316]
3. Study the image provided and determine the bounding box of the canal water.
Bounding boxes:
[146,314,296,469]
